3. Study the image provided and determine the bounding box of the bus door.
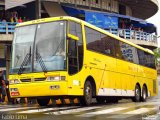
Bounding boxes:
[67,21,84,94]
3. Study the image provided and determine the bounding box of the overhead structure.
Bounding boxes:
[5,0,159,19]
[118,0,159,19]
[5,0,34,10]
[43,2,67,17]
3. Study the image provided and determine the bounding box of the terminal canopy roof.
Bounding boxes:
[5,0,34,10]
[63,6,156,33]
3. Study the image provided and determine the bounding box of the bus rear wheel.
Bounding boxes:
[80,81,92,106]
[141,86,147,102]
[132,85,141,102]
[37,97,50,106]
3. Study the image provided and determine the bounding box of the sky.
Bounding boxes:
[147,1,160,47]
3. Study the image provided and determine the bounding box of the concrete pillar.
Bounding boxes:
[35,0,41,19]
[5,44,11,79]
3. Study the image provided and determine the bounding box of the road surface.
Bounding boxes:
[0,96,160,120]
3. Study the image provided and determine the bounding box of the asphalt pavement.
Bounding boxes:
[0,96,159,120]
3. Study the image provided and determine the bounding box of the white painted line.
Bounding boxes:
[18,106,77,114]
[125,108,157,115]
[157,112,160,115]
[79,107,128,117]
[45,106,101,115]
[108,108,157,119]
[0,107,37,112]
[142,115,159,120]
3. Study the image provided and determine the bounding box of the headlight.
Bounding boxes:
[10,88,18,92]
[46,76,66,81]
[9,79,20,84]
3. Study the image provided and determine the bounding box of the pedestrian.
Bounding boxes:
[2,18,7,26]
[0,69,6,103]
[23,17,26,22]
[129,24,134,30]
[18,17,22,23]
[10,16,14,23]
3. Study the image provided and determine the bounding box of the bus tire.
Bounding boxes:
[80,81,92,106]
[37,97,50,106]
[132,85,141,102]
[141,86,147,102]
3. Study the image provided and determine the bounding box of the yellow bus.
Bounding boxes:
[9,16,157,106]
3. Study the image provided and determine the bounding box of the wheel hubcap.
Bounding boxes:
[86,86,90,95]
[143,90,146,99]
[136,88,140,99]
[86,86,91,101]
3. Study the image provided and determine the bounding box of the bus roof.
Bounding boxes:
[16,16,154,55]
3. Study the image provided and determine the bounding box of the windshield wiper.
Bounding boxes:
[18,46,31,75]
[36,48,47,73]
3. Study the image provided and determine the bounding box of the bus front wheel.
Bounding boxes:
[80,81,92,106]
[37,97,50,106]
[132,85,141,102]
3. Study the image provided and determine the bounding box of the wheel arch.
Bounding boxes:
[142,83,148,97]
[136,82,141,88]
[136,82,141,93]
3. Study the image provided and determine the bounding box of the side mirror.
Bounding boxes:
[67,34,79,41]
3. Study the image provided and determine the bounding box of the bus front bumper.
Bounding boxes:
[9,81,68,98]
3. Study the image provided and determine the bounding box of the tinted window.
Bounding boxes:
[85,26,155,69]
[137,49,155,69]
[85,27,102,52]
[137,49,146,66]
[70,21,82,42]
[100,34,116,56]
[85,26,116,57]
[144,52,155,68]
[119,42,139,64]
[68,21,83,75]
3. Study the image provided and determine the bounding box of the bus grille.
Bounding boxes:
[20,79,31,82]
[34,78,46,81]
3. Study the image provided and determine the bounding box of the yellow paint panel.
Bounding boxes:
[9,16,157,101]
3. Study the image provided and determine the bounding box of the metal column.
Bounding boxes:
[35,0,41,19]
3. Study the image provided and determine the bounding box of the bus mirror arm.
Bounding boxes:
[67,34,79,41]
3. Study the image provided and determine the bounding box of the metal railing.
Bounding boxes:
[0,22,17,34]
[0,22,157,44]
[105,28,157,44]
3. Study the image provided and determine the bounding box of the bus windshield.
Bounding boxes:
[10,21,67,74]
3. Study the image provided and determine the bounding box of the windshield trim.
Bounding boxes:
[10,20,67,75]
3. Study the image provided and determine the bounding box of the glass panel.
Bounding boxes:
[137,49,146,66]
[144,52,155,69]
[119,42,139,64]
[100,33,116,56]
[10,25,36,74]
[68,21,83,75]
[34,21,66,72]
[85,26,119,57]
[85,27,102,53]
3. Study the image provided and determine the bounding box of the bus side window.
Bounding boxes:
[68,21,83,75]
[137,49,146,66]
[100,34,115,56]
[115,40,122,58]
[119,41,139,64]
[144,52,156,69]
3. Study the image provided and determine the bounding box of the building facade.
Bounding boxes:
[0,0,159,77]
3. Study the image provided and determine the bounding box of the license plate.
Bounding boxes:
[11,92,20,96]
